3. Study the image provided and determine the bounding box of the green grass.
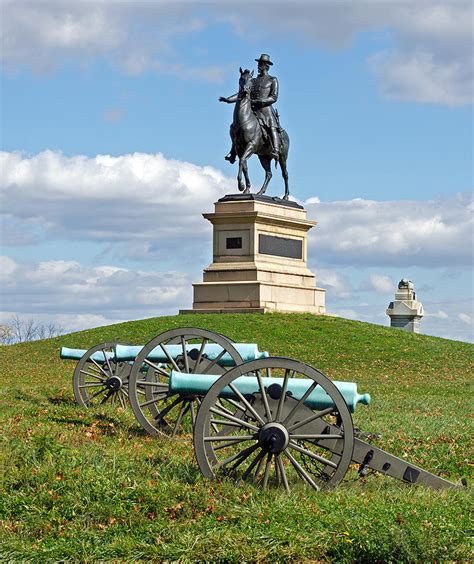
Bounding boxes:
[1,313,473,561]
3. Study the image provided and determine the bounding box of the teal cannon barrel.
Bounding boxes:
[60,347,115,363]
[169,371,371,413]
[115,344,268,367]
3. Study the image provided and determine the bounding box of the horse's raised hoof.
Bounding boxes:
[225,153,236,164]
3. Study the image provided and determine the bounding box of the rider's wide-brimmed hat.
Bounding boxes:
[255,53,273,66]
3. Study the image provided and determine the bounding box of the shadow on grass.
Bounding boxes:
[48,396,76,406]
[49,416,91,426]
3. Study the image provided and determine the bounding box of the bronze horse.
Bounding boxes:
[230,68,290,199]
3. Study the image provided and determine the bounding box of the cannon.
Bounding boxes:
[176,357,457,491]
[60,328,460,492]
[60,328,269,428]
[120,328,269,436]
[60,342,132,409]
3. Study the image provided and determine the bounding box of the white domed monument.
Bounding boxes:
[386,279,424,333]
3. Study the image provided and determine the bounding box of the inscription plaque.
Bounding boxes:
[226,237,242,249]
[259,234,302,259]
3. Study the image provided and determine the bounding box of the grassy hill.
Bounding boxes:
[1,313,472,561]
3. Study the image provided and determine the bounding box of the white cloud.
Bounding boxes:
[2,151,472,269]
[0,255,18,279]
[0,1,224,81]
[458,313,472,325]
[0,256,193,331]
[0,150,233,262]
[307,196,473,267]
[426,310,449,319]
[364,274,394,294]
[315,268,352,299]
[2,2,471,104]
[370,50,473,106]
[220,1,473,106]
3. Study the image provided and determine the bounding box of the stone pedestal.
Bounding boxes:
[180,194,325,314]
[386,279,424,333]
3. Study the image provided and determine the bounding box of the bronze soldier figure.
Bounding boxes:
[220,54,281,164]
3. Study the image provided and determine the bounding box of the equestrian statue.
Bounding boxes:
[219,54,290,199]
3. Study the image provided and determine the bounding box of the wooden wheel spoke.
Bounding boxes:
[204,434,256,442]
[159,343,180,372]
[216,443,259,469]
[136,380,169,388]
[143,358,170,378]
[80,369,106,382]
[255,369,272,422]
[276,455,290,492]
[172,401,190,436]
[240,450,266,482]
[215,400,235,415]
[210,418,247,428]
[209,407,259,432]
[139,394,169,408]
[262,453,273,490]
[78,382,106,389]
[118,391,126,408]
[213,437,257,451]
[284,450,320,491]
[287,407,335,433]
[192,338,208,373]
[90,357,109,377]
[100,389,113,405]
[288,440,337,468]
[228,383,265,425]
[253,450,267,483]
[153,396,182,421]
[282,381,318,425]
[86,387,109,403]
[102,348,114,375]
[180,336,190,373]
[200,348,226,374]
[275,368,293,421]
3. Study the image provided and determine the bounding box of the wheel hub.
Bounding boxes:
[258,422,289,454]
[106,375,122,391]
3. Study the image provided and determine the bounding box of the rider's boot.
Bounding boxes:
[270,128,280,162]
[225,144,236,164]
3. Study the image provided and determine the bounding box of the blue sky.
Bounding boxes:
[1,0,472,342]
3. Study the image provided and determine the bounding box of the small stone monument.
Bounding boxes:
[386,279,424,333]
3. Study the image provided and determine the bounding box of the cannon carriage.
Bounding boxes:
[60,326,459,492]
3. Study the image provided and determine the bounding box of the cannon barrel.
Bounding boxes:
[115,343,268,366]
[60,347,115,363]
[169,371,370,413]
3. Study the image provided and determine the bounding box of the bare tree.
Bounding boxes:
[0,324,13,345]
[4,315,63,344]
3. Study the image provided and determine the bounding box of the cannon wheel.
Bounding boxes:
[128,328,244,437]
[73,342,131,408]
[194,357,354,491]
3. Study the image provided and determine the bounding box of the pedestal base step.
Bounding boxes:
[179,307,266,315]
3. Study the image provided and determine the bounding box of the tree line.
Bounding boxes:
[0,315,63,344]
